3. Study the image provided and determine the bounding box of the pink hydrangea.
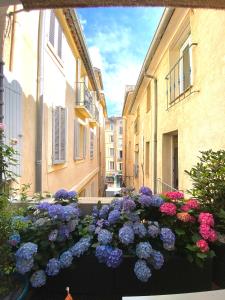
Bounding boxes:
[208,229,217,242]
[198,212,214,227]
[159,203,177,216]
[181,204,190,212]
[196,240,209,253]
[186,199,200,210]
[189,215,196,223]
[165,191,184,200]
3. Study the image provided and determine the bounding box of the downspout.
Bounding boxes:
[153,78,158,194]
[35,11,44,193]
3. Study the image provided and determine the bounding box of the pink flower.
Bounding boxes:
[189,215,196,223]
[0,123,5,131]
[177,212,191,222]
[181,204,190,212]
[199,224,211,240]
[160,203,177,216]
[165,191,184,200]
[198,212,214,227]
[208,229,217,242]
[186,199,200,210]
[196,239,209,253]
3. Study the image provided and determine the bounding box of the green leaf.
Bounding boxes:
[186,244,198,252]
[196,253,208,259]
[175,228,185,236]
[209,250,216,258]
[91,243,99,248]
[192,233,201,243]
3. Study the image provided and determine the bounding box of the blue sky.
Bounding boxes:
[77,7,164,116]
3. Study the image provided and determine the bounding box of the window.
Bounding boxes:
[110,148,114,157]
[119,163,123,171]
[110,122,114,130]
[146,83,151,112]
[134,107,140,135]
[74,119,87,160]
[119,150,123,159]
[49,10,63,59]
[145,142,150,176]
[119,127,123,135]
[52,106,67,164]
[179,36,192,93]
[110,135,114,143]
[109,161,114,170]
[90,130,94,159]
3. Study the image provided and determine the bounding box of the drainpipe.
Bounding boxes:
[35,11,44,193]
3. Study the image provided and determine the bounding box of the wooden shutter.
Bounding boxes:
[49,10,55,46]
[53,106,66,164]
[60,107,66,161]
[83,126,87,159]
[74,119,80,159]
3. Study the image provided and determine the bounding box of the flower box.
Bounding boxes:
[30,255,212,299]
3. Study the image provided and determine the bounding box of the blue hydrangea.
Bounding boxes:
[92,206,99,218]
[133,222,147,238]
[134,260,152,282]
[16,242,38,260]
[59,205,78,221]
[88,224,96,233]
[8,233,20,246]
[110,199,123,210]
[59,251,73,268]
[108,210,120,224]
[122,197,136,211]
[119,225,134,245]
[147,222,160,238]
[67,191,77,199]
[57,225,70,241]
[163,243,175,251]
[99,205,110,219]
[136,242,152,259]
[98,229,113,245]
[30,270,46,288]
[139,186,153,197]
[46,258,61,276]
[16,258,34,274]
[160,228,175,246]
[70,237,91,257]
[148,250,164,270]
[68,219,78,232]
[54,189,68,199]
[95,245,113,263]
[36,202,51,211]
[48,204,62,219]
[106,248,123,268]
[48,229,58,242]
[139,194,153,207]
[150,195,164,207]
[126,212,140,222]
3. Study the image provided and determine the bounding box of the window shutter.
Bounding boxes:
[49,10,55,46]
[52,106,66,164]
[60,107,66,161]
[74,119,80,159]
[58,26,62,59]
[183,45,191,90]
[52,107,60,163]
[83,127,87,159]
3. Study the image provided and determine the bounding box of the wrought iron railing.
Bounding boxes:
[76,82,93,115]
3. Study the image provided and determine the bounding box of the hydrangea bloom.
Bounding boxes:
[134,259,152,282]
[150,195,164,207]
[67,191,77,199]
[119,225,134,245]
[122,197,136,211]
[95,245,113,263]
[106,248,123,268]
[159,203,177,216]
[176,212,192,222]
[108,210,120,224]
[59,205,78,221]
[110,199,123,210]
[48,229,58,242]
[16,242,38,260]
[199,224,213,240]
[136,242,152,259]
[92,206,99,218]
[139,186,153,196]
[36,202,51,211]
[180,204,190,212]
[126,211,140,222]
[198,212,214,227]
[68,219,78,232]
[16,258,34,274]
[88,224,96,233]
[59,251,73,268]
[30,270,46,288]
[139,194,153,207]
[58,225,70,241]
[48,204,62,219]
[54,189,68,199]
[149,250,164,270]
[46,258,61,276]
[165,191,184,200]
[98,229,113,245]
[196,240,209,253]
[8,233,20,246]
[99,205,110,219]
[160,228,175,246]
[133,222,147,238]
[148,222,160,238]
[186,199,200,210]
[70,237,91,257]
[208,229,217,242]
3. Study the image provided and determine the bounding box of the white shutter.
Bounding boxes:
[58,26,62,59]
[60,107,66,161]
[83,126,87,159]
[52,106,66,164]
[49,10,55,46]
[74,119,80,159]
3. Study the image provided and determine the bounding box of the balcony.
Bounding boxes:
[89,104,99,127]
[75,82,93,118]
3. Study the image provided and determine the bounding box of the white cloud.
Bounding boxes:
[79,15,87,30]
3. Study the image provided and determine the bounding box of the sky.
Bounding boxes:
[77,7,164,116]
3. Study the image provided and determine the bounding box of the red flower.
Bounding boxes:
[159,203,177,216]
[196,239,209,253]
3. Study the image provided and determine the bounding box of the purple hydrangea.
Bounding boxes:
[139,194,153,207]
[139,186,153,197]
[54,189,68,200]
[134,260,152,282]
[70,237,91,257]
[99,205,110,219]
[8,233,20,246]
[136,242,152,259]
[88,224,96,233]
[106,248,123,268]
[36,202,51,211]
[60,205,78,221]
[46,258,61,276]
[133,222,147,238]
[148,250,164,270]
[147,222,160,238]
[30,270,46,288]
[16,242,38,260]
[108,210,120,224]
[119,225,134,245]
[58,225,70,241]
[98,229,113,245]
[127,212,140,222]
[59,251,73,268]
[110,199,123,210]
[67,191,77,199]
[160,228,175,249]
[122,197,136,211]
[92,206,99,218]
[68,219,78,232]
[150,195,164,207]
[47,204,62,219]
[16,258,34,274]
[95,245,113,263]
[48,229,58,242]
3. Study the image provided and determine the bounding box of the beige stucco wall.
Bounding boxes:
[123,8,225,194]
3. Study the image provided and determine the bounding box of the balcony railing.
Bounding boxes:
[75,82,93,118]
[89,104,99,126]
